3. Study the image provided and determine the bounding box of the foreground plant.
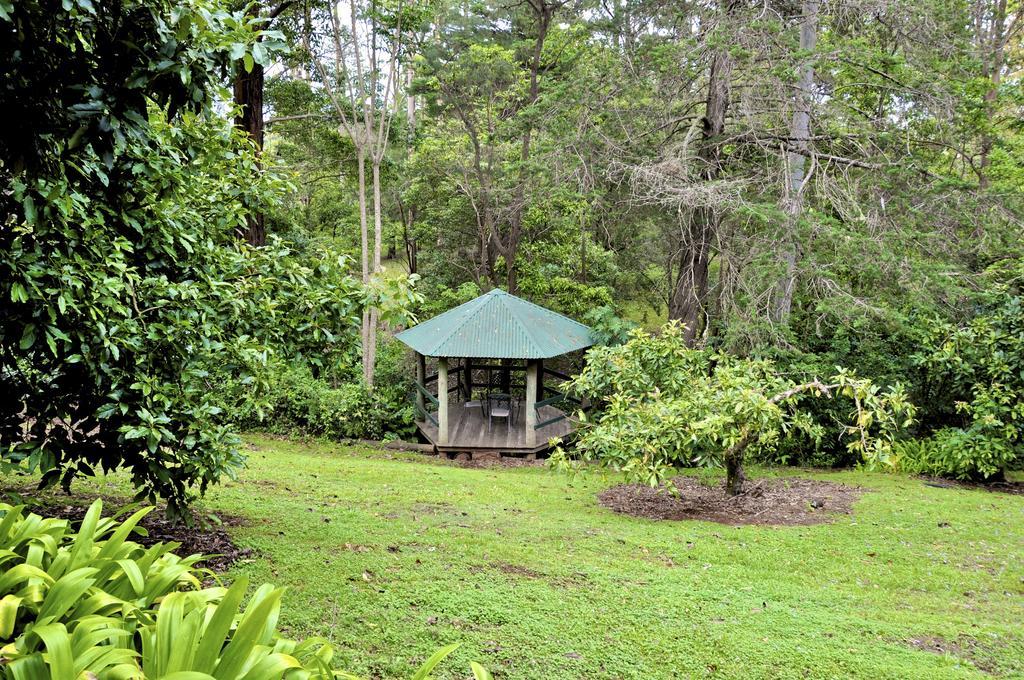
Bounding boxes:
[0,500,487,679]
[554,323,916,495]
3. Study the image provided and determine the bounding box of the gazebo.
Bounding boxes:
[395,289,596,458]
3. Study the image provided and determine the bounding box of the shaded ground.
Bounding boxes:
[920,477,1024,496]
[10,493,251,571]
[598,476,863,526]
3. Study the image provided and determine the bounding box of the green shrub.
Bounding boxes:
[0,500,486,679]
[904,259,1024,479]
[582,306,637,347]
[239,363,416,442]
[559,323,915,494]
[892,430,1019,481]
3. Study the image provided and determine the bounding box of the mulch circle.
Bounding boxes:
[598,476,863,526]
[23,502,252,572]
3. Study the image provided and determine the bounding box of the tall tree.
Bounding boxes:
[667,1,735,345]
[303,0,405,386]
[233,0,295,246]
[771,0,819,324]
[974,0,1016,190]
[416,0,569,293]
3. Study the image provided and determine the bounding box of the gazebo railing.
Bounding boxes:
[413,381,439,426]
[533,365,584,430]
[412,358,588,438]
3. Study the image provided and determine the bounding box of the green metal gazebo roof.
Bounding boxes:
[395,289,596,359]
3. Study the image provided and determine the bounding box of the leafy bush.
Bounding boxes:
[0,0,285,517]
[0,500,487,679]
[238,363,416,442]
[892,429,1019,481]
[905,259,1024,480]
[582,306,637,347]
[557,323,915,494]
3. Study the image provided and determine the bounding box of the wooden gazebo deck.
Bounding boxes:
[417,402,575,458]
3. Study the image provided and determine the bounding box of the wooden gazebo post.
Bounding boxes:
[525,359,538,447]
[415,352,426,414]
[437,357,449,445]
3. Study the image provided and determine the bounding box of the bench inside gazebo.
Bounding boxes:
[395,289,596,460]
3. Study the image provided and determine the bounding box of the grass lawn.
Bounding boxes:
[8,435,1024,679]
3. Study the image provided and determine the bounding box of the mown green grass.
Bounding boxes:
[7,436,1024,679]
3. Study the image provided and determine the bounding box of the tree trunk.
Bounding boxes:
[404,205,418,274]
[669,238,711,345]
[772,0,818,324]
[502,0,553,294]
[668,25,734,345]
[365,157,385,387]
[373,160,383,274]
[977,0,1007,191]
[579,214,587,284]
[234,61,266,246]
[405,65,416,137]
[356,147,373,386]
[724,454,746,496]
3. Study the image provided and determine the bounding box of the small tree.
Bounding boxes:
[556,323,916,495]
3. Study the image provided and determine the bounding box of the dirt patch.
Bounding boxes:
[906,634,1011,675]
[490,561,544,578]
[468,561,589,588]
[19,502,252,572]
[598,476,862,526]
[409,501,460,516]
[920,477,1024,496]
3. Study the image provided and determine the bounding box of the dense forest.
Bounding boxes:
[2,0,1022,511]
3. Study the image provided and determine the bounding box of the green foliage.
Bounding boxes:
[517,275,613,320]
[557,323,915,490]
[568,323,710,400]
[0,0,393,516]
[0,0,277,174]
[418,281,483,319]
[899,260,1024,479]
[0,500,475,679]
[889,430,1018,481]
[239,362,416,442]
[0,500,337,678]
[1,0,271,515]
[582,306,637,347]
